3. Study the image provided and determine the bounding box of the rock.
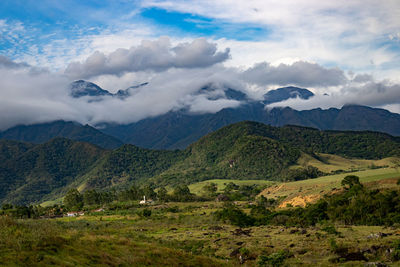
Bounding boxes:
[209,226,224,231]
[297,249,307,255]
[230,248,241,257]
[231,228,252,236]
[239,255,244,264]
[367,232,390,239]
[364,262,388,267]
[334,248,368,262]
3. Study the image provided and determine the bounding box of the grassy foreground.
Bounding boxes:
[1,201,399,266]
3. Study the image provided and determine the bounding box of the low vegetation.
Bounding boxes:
[0,176,399,266]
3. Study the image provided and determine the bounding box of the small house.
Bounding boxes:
[139,195,154,205]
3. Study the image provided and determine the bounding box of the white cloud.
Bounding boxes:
[65,37,230,79]
[143,0,400,77]
[241,61,346,87]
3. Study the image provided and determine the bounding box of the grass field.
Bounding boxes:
[41,197,63,207]
[295,153,400,173]
[188,179,276,196]
[1,201,399,266]
[260,167,400,207]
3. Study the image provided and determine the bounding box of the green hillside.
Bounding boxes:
[151,121,400,186]
[82,144,185,190]
[1,121,400,205]
[0,138,106,204]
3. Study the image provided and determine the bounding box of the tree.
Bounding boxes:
[202,182,218,197]
[157,186,168,202]
[64,188,83,211]
[83,190,99,205]
[341,175,362,189]
[223,182,239,194]
[142,184,157,200]
[172,185,193,202]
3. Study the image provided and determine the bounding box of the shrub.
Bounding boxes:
[214,203,254,227]
[257,250,291,267]
[321,224,340,235]
[392,239,400,261]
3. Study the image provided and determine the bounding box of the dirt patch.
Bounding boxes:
[279,194,321,208]
[260,184,287,195]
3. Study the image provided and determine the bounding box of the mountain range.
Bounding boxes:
[1,81,400,150]
[1,121,400,205]
[0,120,123,149]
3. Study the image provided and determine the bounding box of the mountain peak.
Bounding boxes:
[263,86,314,104]
[70,80,149,99]
[69,80,112,98]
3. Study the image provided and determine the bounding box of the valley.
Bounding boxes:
[2,2,400,265]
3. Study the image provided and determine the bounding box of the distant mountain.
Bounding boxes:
[100,85,318,149]
[0,121,123,149]
[101,103,400,150]
[2,122,400,205]
[5,80,400,151]
[70,80,148,99]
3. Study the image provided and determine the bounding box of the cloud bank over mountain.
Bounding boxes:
[1,37,400,131]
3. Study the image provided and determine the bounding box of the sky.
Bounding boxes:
[0,0,400,129]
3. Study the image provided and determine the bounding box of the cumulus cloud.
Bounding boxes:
[65,37,230,79]
[241,61,347,87]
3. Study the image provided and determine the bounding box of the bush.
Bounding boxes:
[214,203,254,227]
[140,209,152,217]
[257,250,291,267]
[321,224,340,235]
[392,239,400,261]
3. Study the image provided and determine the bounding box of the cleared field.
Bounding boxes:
[295,153,400,173]
[188,179,275,195]
[260,167,400,207]
[40,198,63,207]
